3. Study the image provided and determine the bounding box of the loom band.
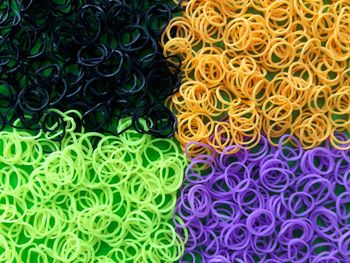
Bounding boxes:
[251,232,279,254]
[326,36,349,63]
[180,223,204,250]
[260,156,289,171]
[311,254,342,263]
[176,113,211,141]
[287,192,315,217]
[5,222,35,249]
[150,139,183,158]
[303,178,332,205]
[0,234,15,262]
[264,41,295,69]
[29,207,65,238]
[41,110,65,139]
[161,18,197,47]
[338,231,350,257]
[223,18,252,51]
[228,56,258,76]
[83,77,114,100]
[144,107,177,138]
[73,4,105,45]
[153,161,184,194]
[342,169,350,192]
[194,58,225,87]
[246,30,271,58]
[116,238,142,262]
[293,125,323,150]
[16,87,49,114]
[287,238,311,263]
[236,189,265,217]
[329,130,350,151]
[176,196,198,223]
[334,156,350,181]
[179,81,209,104]
[149,221,181,248]
[246,209,276,237]
[187,185,212,218]
[278,219,314,245]
[0,165,29,192]
[50,232,82,262]
[197,17,224,44]
[77,43,109,67]
[81,103,111,131]
[163,38,194,66]
[197,230,220,259]
[259,167,293,193]
[106,247,128,263]
[173,214,189,241]
[92,213,125,244]
[0,194,26,223]
[118,25,151,52]
[202,1,226,26]
[335,192,350,220]
[287,62,314,89]
[221,223,251,250]
[95,50,126,78]
[144,3,172,35]
[0,133,22,164]
[265,3,293,33]
[206,123,235,153]
[276,135,303,162]
[185,157,215,183]
[218,143,248,167]
[268,195,289,221]
[261,96,295,122]
[328,90,350,115]
[206,172,238,200]
[134,251,161,263]
[122,176,156,205]
[306,147,335,176]
[122,61,149,87]
[310,208,340,242]
[308,85,333,113]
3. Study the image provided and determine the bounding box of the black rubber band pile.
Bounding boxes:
[0,0,181,138]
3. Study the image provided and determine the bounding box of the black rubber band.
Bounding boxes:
[0,0,181,138]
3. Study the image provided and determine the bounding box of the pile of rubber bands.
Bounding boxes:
[0,0,349,262]
[163,0,350,151]
[0,110,186,262]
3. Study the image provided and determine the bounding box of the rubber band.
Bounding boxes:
[176,135,350,262]
[0,110,186,262]
[163,0,350,152]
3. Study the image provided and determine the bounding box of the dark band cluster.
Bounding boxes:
[0,0,181,137]
[176,134,350,262]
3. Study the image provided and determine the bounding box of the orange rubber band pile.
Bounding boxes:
[162,0,350,156]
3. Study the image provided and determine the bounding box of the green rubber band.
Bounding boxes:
[0,109,186,262]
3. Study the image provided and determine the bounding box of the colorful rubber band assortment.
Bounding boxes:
[0,0,349,262]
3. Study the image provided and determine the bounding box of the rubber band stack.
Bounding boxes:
[0,110,186,262]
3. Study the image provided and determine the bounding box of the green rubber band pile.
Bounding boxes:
[0,110,186,263]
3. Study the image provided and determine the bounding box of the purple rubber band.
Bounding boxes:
[176,134,350,262]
